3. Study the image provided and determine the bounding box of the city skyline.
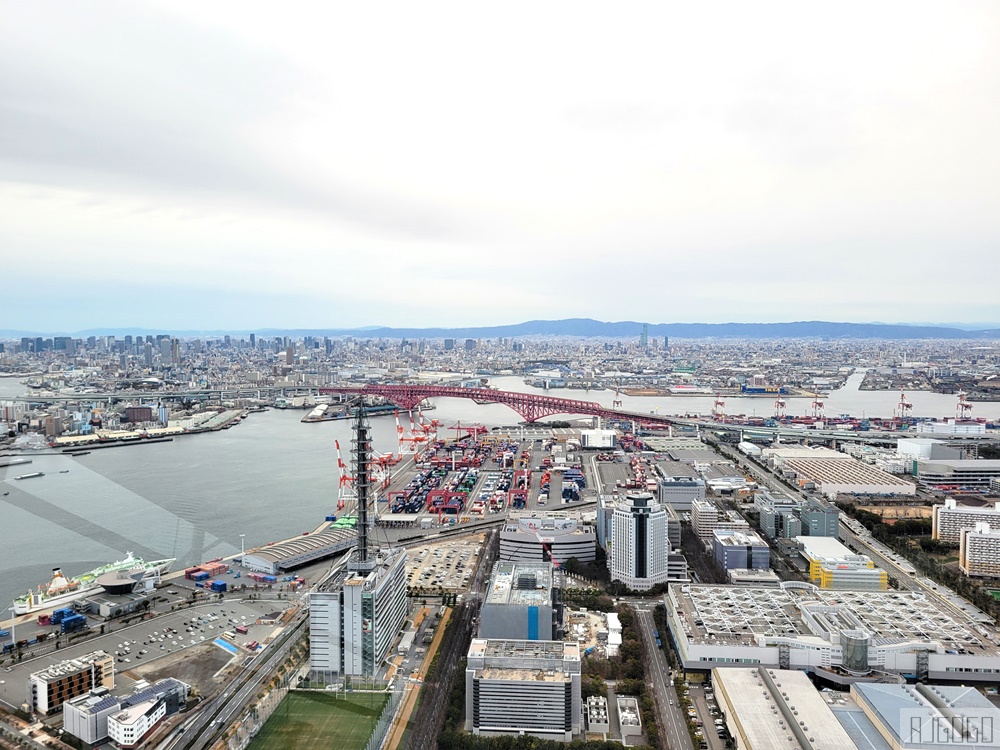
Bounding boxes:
[3,1,999,330]
[3,316,1000,340]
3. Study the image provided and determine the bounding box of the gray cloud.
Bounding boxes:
[0,2,462,239]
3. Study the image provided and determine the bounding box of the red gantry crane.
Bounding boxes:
[712,393,726,421]
[895,391,913,420]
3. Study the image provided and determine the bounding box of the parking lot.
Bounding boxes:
[406,536,486,592]
[0,598,291,714]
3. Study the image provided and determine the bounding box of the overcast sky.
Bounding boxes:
[2,1,999,331]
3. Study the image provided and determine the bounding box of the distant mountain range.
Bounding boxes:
[1,319,999,340]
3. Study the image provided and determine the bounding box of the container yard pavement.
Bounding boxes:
[246,691,387,750]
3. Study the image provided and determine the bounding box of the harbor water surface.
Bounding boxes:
[2,373,998,610]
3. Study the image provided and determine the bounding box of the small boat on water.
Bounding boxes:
[59,470,70,474]
[15,472,44,480]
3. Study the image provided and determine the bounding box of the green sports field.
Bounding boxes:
[248,691,388,750]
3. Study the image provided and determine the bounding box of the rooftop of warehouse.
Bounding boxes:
[795,536,859,560]
[714,667,857,750]
[851,683,1000,747]
[782,458,913,487]
[668,584,999,655]
[244,526,357,564]
[484,561,554,606]
[667,449,724,463]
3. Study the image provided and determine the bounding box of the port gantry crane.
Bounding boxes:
[773,397,787,419]
[448,421,487,442]
[334,439,354,512]
[711,393,726,421]
[957,391,973,419]
[395,409,430,457]
[811,395,825,419]
[413,406,441,444]
[895,391,913,421]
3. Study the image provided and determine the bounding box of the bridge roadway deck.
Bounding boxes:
[13,384,993,447]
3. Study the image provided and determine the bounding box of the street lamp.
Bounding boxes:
[239,534,246,565]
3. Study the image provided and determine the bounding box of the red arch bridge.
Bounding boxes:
[318,384,679,425]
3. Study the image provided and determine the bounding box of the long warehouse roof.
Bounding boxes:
[246,527,357,566]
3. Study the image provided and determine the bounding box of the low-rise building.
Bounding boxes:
[781,458,915,499]
[243,526,357,574]
[657,476,706,510]
[916,459,1000,489]
[28,651,115,715]
[692,499,750,542]
[727,568,781,587]
[915,419,987,435]
[798,536,887,590]
[107,698,165,749]
[762,446,848,466]
[605,612,622,657]
[465,639,581,742]
[755,490,840,538]
[63,688,120,746]
[617,696,642,739]
[584,695,609,734]
[63,678,190,746]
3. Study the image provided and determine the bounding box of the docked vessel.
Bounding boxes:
[13,553,175,614]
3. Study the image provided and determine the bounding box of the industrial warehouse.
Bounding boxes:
[778,457,916,498]
[712,667,857,749]
[241,521,358,574]
[665,583,1000,683]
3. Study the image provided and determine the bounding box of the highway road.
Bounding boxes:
[633,606,693,750]
[157,614,308,750]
